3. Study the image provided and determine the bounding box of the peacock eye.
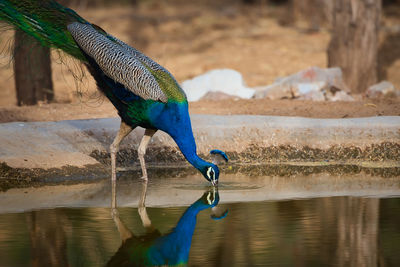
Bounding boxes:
[207,167,215,180]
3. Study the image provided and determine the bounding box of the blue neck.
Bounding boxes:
[173,128,209,172]
[150,102,209,172]
[149,200,208,265]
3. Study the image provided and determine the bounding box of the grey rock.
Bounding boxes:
[200,91,237,100]
[277,66,349,92]
[254,66,351,101]
[366,81,398,98]
[298,90,326,101]
[253,84,295,100]
[327,90,355,102]
[296,81,327,96]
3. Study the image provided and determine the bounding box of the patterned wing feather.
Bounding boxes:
[108,34,187,102]
[111,36,172,75]
[67,22,168,102]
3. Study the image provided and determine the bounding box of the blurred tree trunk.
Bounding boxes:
[328,0,381,93]
[27,210,69,267]
[13,29,53,106]
[335,198,379,266]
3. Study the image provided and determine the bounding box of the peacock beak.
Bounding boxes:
[211,179,218,186]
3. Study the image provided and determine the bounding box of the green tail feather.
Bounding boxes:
[0,0,88,61]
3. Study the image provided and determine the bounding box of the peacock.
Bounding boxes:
[0,0,228,185]
[109,183,227,266]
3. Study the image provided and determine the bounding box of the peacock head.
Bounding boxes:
[201,163,220,186]
[200,150,228,186]
[197,187,220,208]
[196,187,229,220]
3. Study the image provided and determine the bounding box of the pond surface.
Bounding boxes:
[0,167,399,266]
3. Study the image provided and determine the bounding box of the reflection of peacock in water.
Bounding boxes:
[109,186,227,266]
[0,0,228,185]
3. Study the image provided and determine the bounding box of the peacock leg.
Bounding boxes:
[138,128,157,180]
[112,211,134,243]
[138,180,153,230]
[110,121,134,190]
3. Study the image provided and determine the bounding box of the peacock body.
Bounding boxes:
[0,0,228,184]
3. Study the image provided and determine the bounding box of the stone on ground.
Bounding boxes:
[366,81,399,98]
[181,69,255,101]
[253,66,353,101]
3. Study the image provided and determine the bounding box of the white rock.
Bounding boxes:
[366,81,397,98]
[181,69,255,102]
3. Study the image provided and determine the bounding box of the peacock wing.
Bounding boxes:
[107,34,187,102]
[67,22,168,103]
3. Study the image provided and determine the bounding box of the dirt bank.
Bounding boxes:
[0,97,399,123]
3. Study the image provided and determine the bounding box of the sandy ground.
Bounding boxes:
[0,1,399,121]
[0,98,399,122]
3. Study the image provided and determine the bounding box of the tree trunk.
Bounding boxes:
[328,0,381,93]
[13,29,54,106]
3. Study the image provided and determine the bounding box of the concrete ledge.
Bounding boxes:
[0,115,399,170]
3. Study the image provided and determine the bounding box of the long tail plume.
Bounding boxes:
[0,0,88,62]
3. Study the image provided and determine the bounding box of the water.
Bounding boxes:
[0,167,399,266]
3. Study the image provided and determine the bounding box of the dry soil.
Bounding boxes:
[0,1,399,122]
